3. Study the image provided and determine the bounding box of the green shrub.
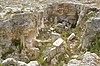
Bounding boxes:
[87,32,100,56]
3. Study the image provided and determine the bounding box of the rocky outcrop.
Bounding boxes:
[68,52,100,66]
[82,17,100,48]
[80,17,100,56]
[2,58,40,66]
[0,13,39,62]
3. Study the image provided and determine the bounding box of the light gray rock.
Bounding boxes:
[2,58,17,66]
[27,61,39,66]
[53,38,64,47]
[2,58,40,66]
[80,52,100,66]
[71,55,79,59]
[51,32,60,36]
[17,61,27,66]
[50,27,55,31]
[81,17,100,49]
[68,59,81,66]
[86,17,100,31]
[67,33,75,41]
[67,52,100,66]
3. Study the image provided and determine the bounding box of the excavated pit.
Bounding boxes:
[44,2,79,28]
[36,2,81,41]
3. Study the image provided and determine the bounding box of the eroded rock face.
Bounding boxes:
[0,13,39,61]
[44,2,79,28]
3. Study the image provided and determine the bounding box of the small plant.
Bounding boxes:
[12,37,24,53]
[1,47,14,59]
[87,32,100,56]
[0,63,2,66]
[83,8,98,22]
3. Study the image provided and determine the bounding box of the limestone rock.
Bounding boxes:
[2,58,17,66]
[68,59,81,66]
[50,27,54,31]
[68,52,100,66]
[82,17,100,49]
[2,58,40,66]
[27,61,39,66]
[67,33,75,41]
[17,61,27,66]
[53,38,64,47]
[71,55,79,59]
[51,32,60,36]
[80,52,100,66]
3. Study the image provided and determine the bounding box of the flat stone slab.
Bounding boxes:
[53,38,64,47]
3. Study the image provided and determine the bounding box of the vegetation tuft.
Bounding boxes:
[87,32,100,56]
